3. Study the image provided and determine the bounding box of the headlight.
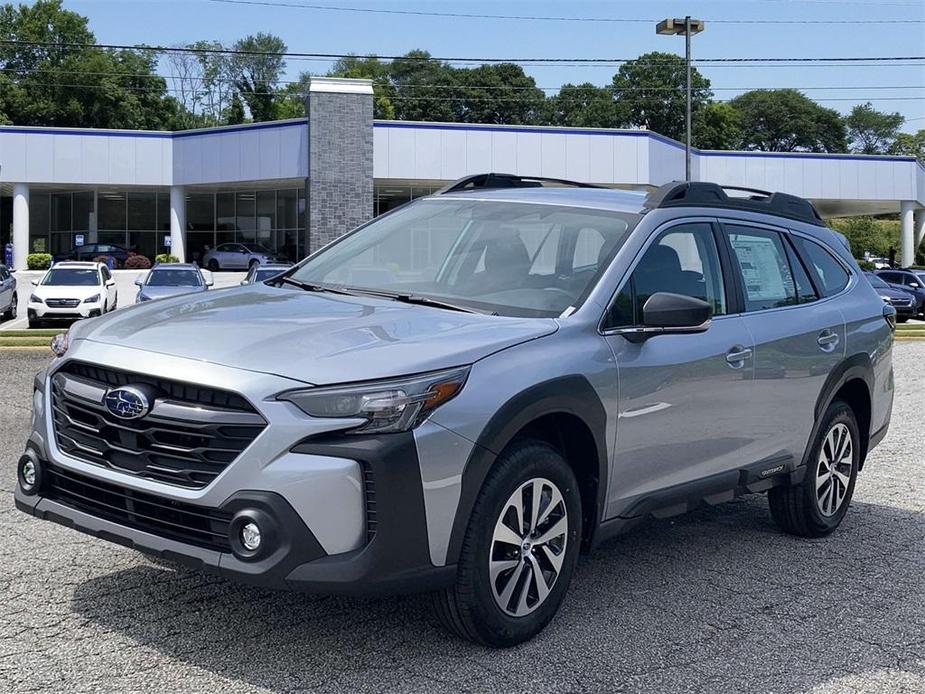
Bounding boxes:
[30,294,43,304]
[83,294,100,304]
[50,331,70,357]
[880,296,891,302]
[279,366,470,435]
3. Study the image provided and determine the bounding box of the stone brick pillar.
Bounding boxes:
[305,77,374,255]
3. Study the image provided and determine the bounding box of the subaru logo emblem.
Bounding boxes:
[104,386,150,420]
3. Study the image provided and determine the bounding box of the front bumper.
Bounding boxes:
[29,302,100,320]
[15,344,454,594]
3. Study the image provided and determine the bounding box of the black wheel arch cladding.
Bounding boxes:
[445,375,608,565]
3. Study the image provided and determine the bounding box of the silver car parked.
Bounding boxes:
[135,263,213,303]
[0,264,17,322]
[202,242,280,272]
[16,176,895,647]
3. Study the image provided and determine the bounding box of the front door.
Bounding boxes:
[602,220,756,516]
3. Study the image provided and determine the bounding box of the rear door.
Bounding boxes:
[721,221,846,468]
[602,219,756,510]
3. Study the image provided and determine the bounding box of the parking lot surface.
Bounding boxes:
[1,344,923,693]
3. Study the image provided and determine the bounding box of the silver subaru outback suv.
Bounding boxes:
[15,176,895,647]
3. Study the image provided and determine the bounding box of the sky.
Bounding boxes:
[63,0,925,132]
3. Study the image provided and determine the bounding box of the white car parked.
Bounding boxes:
[27,261,117,328]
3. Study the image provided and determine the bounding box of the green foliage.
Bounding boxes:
[889,129,925,162]
[229,33,287,122]
[0,0,179,129]
[693,102,743,150]
[611,52,712,142]
[828,217,900,259]
[26,253,52,270]
[846,103,904,154]
[545,82,621,128]
[730,89,847,153]
[856,259,876,271]
[154,254,179,264]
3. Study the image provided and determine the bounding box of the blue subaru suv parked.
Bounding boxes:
[16,176,895,646]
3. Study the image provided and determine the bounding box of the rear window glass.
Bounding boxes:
[793,237,850,297]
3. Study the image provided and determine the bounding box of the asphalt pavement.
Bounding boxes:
[1,345,923,693]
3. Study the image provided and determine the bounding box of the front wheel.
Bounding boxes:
[769,400,859,538]
[2,294,15,321]
[432,439,581,647]
[897,316,909,324]
[207,259,220,272]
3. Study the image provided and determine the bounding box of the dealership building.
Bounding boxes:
[1,76,924,271]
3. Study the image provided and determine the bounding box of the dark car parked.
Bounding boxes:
[875,269,925,318]
[864,272,915,322]
[240,262,293,285]
[53,243,132,266]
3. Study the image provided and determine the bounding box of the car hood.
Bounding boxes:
[33,284,102,299]
[76,285,558,385]
[139,285,207,301]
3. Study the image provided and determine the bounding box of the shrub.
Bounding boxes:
[26,253,52,270]
[124,255,152,269]
[856,259,875,271]
[155,254,180,264]
[92,255,121,269]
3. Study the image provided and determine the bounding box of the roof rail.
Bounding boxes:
[436,173,603,194]
[645,181,825,227]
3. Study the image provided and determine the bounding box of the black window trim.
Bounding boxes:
[599,216,738,334]
[788,230,855,300]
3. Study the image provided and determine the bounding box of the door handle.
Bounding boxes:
[817,330,839,351]
[725,346,753,367]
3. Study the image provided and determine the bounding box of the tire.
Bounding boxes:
[28,318,42,329]
[769,400,860,538]
[248,258,259,269]
[432,439,582,647]
[208,259,220,272]
[1,294,14,321]
[897,316,909,323]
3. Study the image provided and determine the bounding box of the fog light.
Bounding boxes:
[18,454,42,495]
[241,522,262,551]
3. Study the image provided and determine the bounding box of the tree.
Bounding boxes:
[228,33,286,122]
[730,89,847,153]
[387,50,460,122]
[693,102,743,150]
[611,52,712,141]
[545,82,621,128]
[846,103,904,154]
[0,0,179,129]
[889,129,925,162]
[454,63,545,125]
[327,55,396,119]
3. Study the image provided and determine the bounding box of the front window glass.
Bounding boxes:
[255,268,286,282]
[42,269,100,286]
[288,199,640,317]
[147,269,203,287]
[606,222,726,328]
[241,243,271,253]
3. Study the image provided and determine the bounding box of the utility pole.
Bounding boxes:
[656,16,704,181]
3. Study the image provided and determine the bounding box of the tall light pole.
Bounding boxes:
[656,16,704,181]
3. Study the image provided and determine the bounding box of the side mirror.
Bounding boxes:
[239,279,248,286]
[31,279,38,286]
[909,282,920,289]
[134,277,143,286]
[206,278,214,287]
[106,279,116,287]
[613,292,712,343]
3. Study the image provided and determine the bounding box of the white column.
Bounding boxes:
[12,183,29,271]
[914,210,925,253]
[900,201,915,268]
[169,186,186,263]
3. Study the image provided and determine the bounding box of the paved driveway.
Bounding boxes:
[1,345,923,693]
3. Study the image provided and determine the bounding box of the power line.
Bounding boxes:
[2,39,923,65]
[4,65,923,92]
[200,0,925,24]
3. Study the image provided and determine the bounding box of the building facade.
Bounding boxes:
[2,77,924,271]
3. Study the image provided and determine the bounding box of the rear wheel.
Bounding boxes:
[432,439,581,647]
[769,400,859,538]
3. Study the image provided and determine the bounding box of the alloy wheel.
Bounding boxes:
[489,477,568,617]
[815,422,853,517]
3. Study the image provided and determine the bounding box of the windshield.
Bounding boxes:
[42,268,99,286]
[914,272,925,284]
[866,274,889,289]
[288,198,639,317]
[147,269,203,287]
[242,243,271,253]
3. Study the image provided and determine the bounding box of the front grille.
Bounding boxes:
[889,297,912,307]
[51,362,266,489]
[45,298,81,308]
[44,464,232,552]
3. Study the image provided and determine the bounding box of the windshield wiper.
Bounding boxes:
[342,287,495,315]
[279,277,360,296]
